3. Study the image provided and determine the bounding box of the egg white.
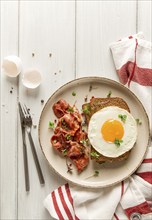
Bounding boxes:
[88,106,137,158]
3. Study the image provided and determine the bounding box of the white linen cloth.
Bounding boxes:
[44,33,152,220]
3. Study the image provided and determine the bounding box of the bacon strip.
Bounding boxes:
[51,99,89,172]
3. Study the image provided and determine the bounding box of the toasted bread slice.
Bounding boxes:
[82,97,130,124]
[90,146,130,163]
[82,97,131,163]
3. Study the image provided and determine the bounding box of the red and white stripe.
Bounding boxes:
[136,148,152,184]
[124,201,151,219]
[110,32,152,87]
[44,183,79,220]
[44,147,152,220]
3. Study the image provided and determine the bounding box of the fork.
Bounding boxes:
[18,102,30,191]
[21,103,45,185]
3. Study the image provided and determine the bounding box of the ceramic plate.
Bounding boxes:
[38,77,150,188]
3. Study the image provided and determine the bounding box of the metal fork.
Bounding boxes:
[21,103,45,185]
[18,102,30,191]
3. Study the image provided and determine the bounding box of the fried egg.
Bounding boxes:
[88,106,137,158]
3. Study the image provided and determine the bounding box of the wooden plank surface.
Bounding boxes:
[1,0,151,219]
[76,0,137,79]
[18,1,75,219]
[0,1,19,219]
[138,0,152,41]
[138,0,152,129]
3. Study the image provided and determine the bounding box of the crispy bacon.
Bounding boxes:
[74,129,88,143]
[51,133,65,151]
[67,141,84,158]
[73,156,89,172]
[51,99,90,172]
[53,99,69,118]
[57,114,80,136]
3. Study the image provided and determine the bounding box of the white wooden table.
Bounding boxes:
[1,1,151,219]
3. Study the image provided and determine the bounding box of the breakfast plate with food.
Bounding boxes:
[38,77,150,188]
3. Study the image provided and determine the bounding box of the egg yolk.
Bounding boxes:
[101,119,124,142]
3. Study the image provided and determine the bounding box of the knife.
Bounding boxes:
[18,102,30,192]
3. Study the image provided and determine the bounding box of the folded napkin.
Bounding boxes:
[44,33,152,220]
[110,32,152,131]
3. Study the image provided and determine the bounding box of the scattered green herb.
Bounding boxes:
[114,138,123,147]
[62,118,66,125]
[80,139,88,145]
[49,121,55,129]
[62,149,68,156]
[72,91,76,96]
[136,118,142,125]
[61,119,68,130]
[82,106,90,114]
[94,170,99,176]
[67,106,74,113]
[107,91,112,98]
[65,134,71,140]
[118,114,127,123]
[85,170,100,179]
[90,151,100,159]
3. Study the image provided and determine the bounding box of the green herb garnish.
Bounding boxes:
[61,119,68,130]
[136,118,142,125]
[65,134,71,140]
[62,119,66,126]
[118,114,127,123]
[90,151,100,159]
[114,138,123,147]
[82,106,90,114]
[85,170,100,179]
[80,139,88,145]
[72,91,76,96]
[107,91,112,98]
[62,149,68,156]
[94,170,99,176]
[49,121,55,129]
[67,106,74,113]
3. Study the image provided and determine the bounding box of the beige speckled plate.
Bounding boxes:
[38,77,150,188]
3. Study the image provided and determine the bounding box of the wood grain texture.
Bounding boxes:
[137,0,152,133]
[76,0,137,79]
[0,1,19,219]
[1,0,151,219]
[138,0,152,41]
[138,1,152,131]
[18,1,75,219]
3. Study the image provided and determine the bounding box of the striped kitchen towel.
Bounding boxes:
[44,147,152,220]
